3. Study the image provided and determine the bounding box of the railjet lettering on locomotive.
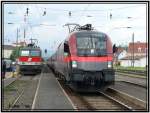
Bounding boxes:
[47,24,115,92]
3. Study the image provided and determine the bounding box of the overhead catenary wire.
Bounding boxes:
[29,4,145,25]
[76,4,91,24]
[5,4,146,46]
[35,4,145,12]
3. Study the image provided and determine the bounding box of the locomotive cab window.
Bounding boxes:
[20,50,29,56]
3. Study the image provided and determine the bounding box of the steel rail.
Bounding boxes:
[104,87,147,110]
[119,81,146,88]
[9,90,24,111]
[99,92,134,111]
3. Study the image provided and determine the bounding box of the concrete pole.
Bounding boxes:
[132,32,134,67]
[16,28,19,46]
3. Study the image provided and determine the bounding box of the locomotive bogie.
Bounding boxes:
[19,65,42,74]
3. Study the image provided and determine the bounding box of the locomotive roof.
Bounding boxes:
[70,30,106,36]
[63,30,108,42]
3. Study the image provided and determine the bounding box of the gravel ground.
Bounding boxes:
[115,74,147,87]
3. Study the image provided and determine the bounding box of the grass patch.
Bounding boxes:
[4,84,16,92]
[114,66,146,71]
[4,80,27,92]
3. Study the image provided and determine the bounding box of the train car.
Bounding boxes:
[48,24,116,92]
[47,53,56,71]
[18,44,42,75]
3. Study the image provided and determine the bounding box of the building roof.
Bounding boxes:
[116,47,126,55]
[120,55,146,60]
[3,45,15,50]
[128,42,148,54]
[12,41,27,46]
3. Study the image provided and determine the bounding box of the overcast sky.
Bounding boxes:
[4,3,147,57]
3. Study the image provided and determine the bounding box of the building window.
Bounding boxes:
[138,47,141,52]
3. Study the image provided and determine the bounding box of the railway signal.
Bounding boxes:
[110,13,112,20]
[43,8,46,16]
[26,8,29,16]
[45,49,47,54]
[69,11,71,17]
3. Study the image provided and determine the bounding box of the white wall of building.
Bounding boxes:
[4,50,13,59]
[139,57,147,67]
[120,57,147,67]
[120,60,131,67]
[118,50,127,60]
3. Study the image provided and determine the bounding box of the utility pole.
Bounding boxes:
[132,32,134,67]
[16,28,19,46]
[16,28,20,57]
[24,14,26,46]
[24,8,29,46]
[24,29,25,45]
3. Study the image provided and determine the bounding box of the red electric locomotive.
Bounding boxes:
[48,24,116,92]
[18,42,42,75]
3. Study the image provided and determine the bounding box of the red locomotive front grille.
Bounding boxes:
[31,57,41,62]
[19,56,41,62]
[19,56,28,62]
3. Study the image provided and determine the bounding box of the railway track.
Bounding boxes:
[118,81,146,88]
[59,80,147,111]
[103,88,146,111]
[79,92,131,111]
[4,75,39,111]
[9,90,25,111]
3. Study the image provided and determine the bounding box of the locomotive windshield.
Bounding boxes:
[30,50,40,56]
[20,50,40,56]
[76,32,106,56]
[21,50,29,56]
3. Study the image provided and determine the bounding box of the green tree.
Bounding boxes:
[10,46,22,61]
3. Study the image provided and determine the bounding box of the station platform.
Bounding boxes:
[32,65,74,110]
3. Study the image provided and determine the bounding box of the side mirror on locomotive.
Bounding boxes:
[64,42,69,57]
[113,44,118,53]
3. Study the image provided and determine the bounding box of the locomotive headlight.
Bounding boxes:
[72,61,77,68]
[108,61,112,68]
